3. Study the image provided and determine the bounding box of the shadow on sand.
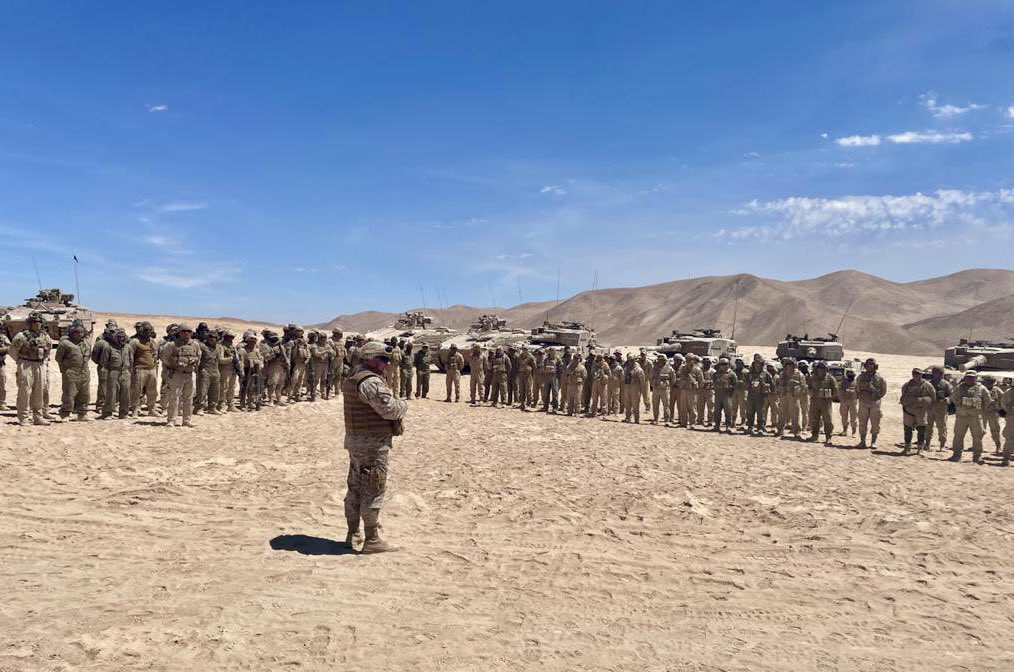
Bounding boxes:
[269,534,356,556]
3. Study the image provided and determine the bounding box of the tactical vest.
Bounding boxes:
[342,370,396,436]
[713,371,736,391]
[856,373,882,399]
[169,342,202,374]
[18,332,49,362]
[447,354,462,373]
[956,383,983,412]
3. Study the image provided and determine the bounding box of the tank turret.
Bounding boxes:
[1,289,96,340]
[945,339,1014,372]
[435,314,529,372]
[363,312,456,351]
[648,328,737,359]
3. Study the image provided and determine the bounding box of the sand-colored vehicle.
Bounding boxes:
[775,333,859,380]
[944,339,1014,372]
[1,289,96,340]
[434,314,529,372]
[364,311,457,351]
[527,321,596,351]
[649,328,737,359]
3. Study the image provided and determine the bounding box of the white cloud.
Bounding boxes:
[147,104,168,113]
[835,134,881,147]
[495,253,533,260]
[920,92,986,119]
[540,185,566,195]
[159,201,208,213]
[718,189,1014,241]
[743,151,761,158]
[138,263,239,288]
[1006,105,1014,119]
[886,130,972,144]
[820,132,829,139]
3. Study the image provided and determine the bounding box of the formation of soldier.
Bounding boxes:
[4,315,1012,466]
[1,314,356,428]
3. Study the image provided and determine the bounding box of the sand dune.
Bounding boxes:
[320,269,1014,356]
[2,329,1013,670]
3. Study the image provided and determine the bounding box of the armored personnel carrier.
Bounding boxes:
[944,339,1014,372]
[1,289,96,340]
[775,333,858,380]
[434,314,529,372]
[364,311,457,351]
[527,320,596,351]
[650,328,737,359]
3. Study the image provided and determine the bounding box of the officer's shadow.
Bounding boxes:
[269,534,356,556]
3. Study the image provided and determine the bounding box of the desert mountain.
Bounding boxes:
[319,269,1014,356]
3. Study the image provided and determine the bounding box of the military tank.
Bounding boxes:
[1,289,96,340]
[649,328,737,359]
[364,311,457,351]
[775,333,858,380]
[434,314,529,372]
[527,320,596,351]
[944,339,1014,372]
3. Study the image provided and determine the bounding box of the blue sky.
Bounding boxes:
[2,2,1012,322]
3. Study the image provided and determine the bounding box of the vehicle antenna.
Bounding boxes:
[31,256,43,291]
[731,273,741,340]
[517,279,525,325]
[419,283,428,313]
[554,265,561,320]
[835,296,856,340]
[968,283,979,342]
[587,269,599,327]
[487,280,497,308]
[73,255,81,305]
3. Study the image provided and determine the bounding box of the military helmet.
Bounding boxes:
[864,357,878,369]
[105,319,118,328]
[717,356,730,365]
[782,357,796,366]
[625,353,635,361]
[167,323,179,334]
[911,367,923,375]
[361,341,392,360]
[815,360,828,369]
[243,329,257,341]
[332,329,343,337]
[450,344,458,350]
[205,329,219,340]
[134,321,143,330]
[931,365,944,374]
[964,369,978,379]
[177,323,194,333]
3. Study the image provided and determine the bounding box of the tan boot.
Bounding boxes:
[360,526,395,554]
[344,525,363,549]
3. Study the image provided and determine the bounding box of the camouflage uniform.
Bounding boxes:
[623,356,645,424]
[400,352,414,399]
[838,373,858,436]
[161,327,202,427]
[650,356,674,424]
[218,332,241,411]
[731,360,747,425]
[194,335,224,414]
[239,333,264,411]
[948,374,991,463]
[855,361,887,448]
[637,351,651,412]
[608,358,623,415]
[11,319,52,425]
[711,361,738,431]
[387,343,403,398]
[413,347,431,398]
[900,369,935,454]
[807,364,838,443]
[283,329,310,403]
[589,355,610,416]
[54,329,91,420]
[260,333,289,405]
[1000,385,1014,466]
[697,360,715,426]
[128,331,159,416]
[925,369,953,450]
[445,347,464,402]
[90,325,114,412]
[488,348,509,407]
[565,357,587,416]
[775,364,807,437]
[0,333,10,409]
[330,331,348,396]
[100,330,133,419]
[469,347,487,404]
[342,357,408,552]
[743,359,774,435]
[540,351,561,412]
[517,348,536,410]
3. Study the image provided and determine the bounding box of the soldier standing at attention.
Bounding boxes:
[711,357,738,433]
[284,326,310,403]
[444,344,464,402]
[925,365,953,451]
[217,330,240,412]
[1000,381,1014,467]
[565,354,587,416]
[330,330,347,395]
[764,362,781,432]
[157,324,178,413]
[54,323,91,421]
[413,344,431,398]
[608,353,624,416]
[342,341,408,554]
[900,367,935,455]
[11,313,52,426]
[622,353,645,424]
[260,329,288,406]
[468,344,486,404]
[488,346,509,407]
[128,323,159,417]
[239,330,263,411]
[743,355,774,436]
[100,328,133,420]
[194,330,223,415]
[637,350,652,412]
[161,323,202,427]
[981,375,1003,454]
[650,354,674,426]
[540,348,561,413]
[588,352,609,417]
[0,332,10,409]
[91,319,117,413]
[731,357,747,426]
[775,359,806,438]
[838,370,858,437]
[667,353,683,425]
[506,345,520,406]
[400,345,414,399]
[698,357,715,427]
[855,358,887,449]
[807,360,838,445]
[796,361,812,430]
[386,339,403,398]
[517,345,536,411]
[948,370,991,464]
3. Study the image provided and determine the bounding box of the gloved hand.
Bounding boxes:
[1000,408,1007,418]
[947,402,956,415]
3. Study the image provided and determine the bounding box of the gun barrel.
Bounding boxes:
[960,354,988,371]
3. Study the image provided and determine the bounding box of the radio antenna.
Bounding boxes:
[31,256,43,291]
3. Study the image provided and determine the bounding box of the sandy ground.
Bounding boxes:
[1,338,1013,671]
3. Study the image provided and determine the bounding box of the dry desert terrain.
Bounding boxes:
[1,323,1013,671]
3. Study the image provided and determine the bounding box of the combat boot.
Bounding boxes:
[994,440,1002,455]
[33,414,49,426]
[870,433,878,450]
[1002,456,1010,467]
[856,437,867,449]
[946,450,962,462]
[823,434,833,446]
[18,417,30,427]
[902,427,913,455]
[360,526,395,554]
[73,413,91,422]
[972,451,982,465]
[344,523,363,549]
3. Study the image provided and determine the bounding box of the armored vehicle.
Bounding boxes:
[650,328,737,359]
[944,339,1014,372]
[527,321,596,351]
[1,289,96,341]
[434,314,528,372]
[775,333,858,380]
[364,311,457,351]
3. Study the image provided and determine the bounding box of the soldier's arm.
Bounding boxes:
[359,377,409,420]
[99,345,111,368]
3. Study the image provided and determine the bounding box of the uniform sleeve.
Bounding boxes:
[358,376,408,420]
[99,345,111,368]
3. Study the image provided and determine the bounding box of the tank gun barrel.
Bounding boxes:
[960,354,988,371]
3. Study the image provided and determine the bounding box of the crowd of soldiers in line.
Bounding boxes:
[430,342,1014,466]
[3,314,1012,465]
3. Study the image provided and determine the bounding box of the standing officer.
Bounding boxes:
[128,323,159,417]
[623,353,645,424]
[711,357,738,433]
[444,344,464,402]
[900,367,935,455]
[11,313,52,426]
[650,354,674,425]
[947,370,991,464]
[161,323,202,427]
[981,375,1003,454]
[855,358,887,449]
[807,360,838,445]
[925,365,953,451]
[838,370,858,437]
[413,344,431,398]
[55,323,91,421]
[342,341,408,554]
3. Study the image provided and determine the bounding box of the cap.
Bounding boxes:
[625,353,635,361]
[964,370,978,379]
[911,367,923,374]
[243,329,257,341]
[931,365,944,373]
[450,344,458,350]
[177,322,194,333]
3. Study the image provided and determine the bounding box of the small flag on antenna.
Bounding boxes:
[73,255,79,262]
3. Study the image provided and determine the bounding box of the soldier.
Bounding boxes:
[330,330,347,396]
[468,345,486,404]
[506,345,520,406]
[400,346,414,399]
[283,326,310,403]
[413,344,431,398]
[559,346,573,410]
[1000,381,1014,467]
[667,353,684,425]
[711,357,738,433]
[588,352,610,417]
[259,329,288,405]
[698,357,715,427]
[193,329,223,415]
[900,367,935,455]
[838,370,858,437]
[925,365,953,451]
[100,328,132,419]
[386,338,403,398]
[517,345,536,411]
[157,324,179,413]
[54,323,91,421]
[947,370,991,464]
[743,355,774,436]
[444,344,464,402]
[637,350,651,412]
[11,313,52,425]
[731,357,748,426]
[775,359,806,438]
[0,332,9,409]
[128,322,159,417]
[623,353,645,424]
[217,329,240,412]
[564,354,587,416]
[677,354,706,427]
[342,341,408,554]
[650,354,674,425]
[488,346,509,407]
[979,375,1003,454]
[764,362,781,432]
[90,319,117,413]
[161,323,202,427]
[531,349,545,408]
[540,348,561,413]
[238,330,263,411]
[855,358,888,449]
[608,353,624,416]
[797,361,811,429]
[807,360,838,445]
[304,331,327,402]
